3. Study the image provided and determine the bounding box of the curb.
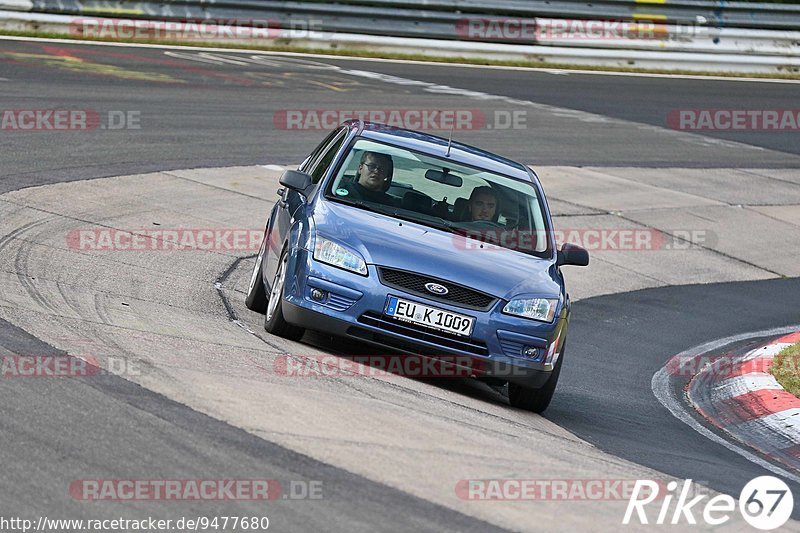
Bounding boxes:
[688,331,800,472]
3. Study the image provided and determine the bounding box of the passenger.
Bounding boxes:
[346,151,396,205]
[467,186,498,222]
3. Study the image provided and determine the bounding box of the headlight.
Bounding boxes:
[313,237,368,276]
[503,298,558,322]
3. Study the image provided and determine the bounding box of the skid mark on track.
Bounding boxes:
[2,218,62,315]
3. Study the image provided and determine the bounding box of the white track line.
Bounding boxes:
[2,34,800,84]
[651,324,800,484]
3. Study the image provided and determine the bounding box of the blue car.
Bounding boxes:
[246,121,588,412]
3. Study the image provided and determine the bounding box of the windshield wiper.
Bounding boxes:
[406,214,462,235]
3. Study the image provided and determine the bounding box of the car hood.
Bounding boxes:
[312,200,560,300]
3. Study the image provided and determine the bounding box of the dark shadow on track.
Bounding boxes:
[546,277,800,518]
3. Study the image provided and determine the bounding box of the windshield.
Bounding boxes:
[324,138,552,257]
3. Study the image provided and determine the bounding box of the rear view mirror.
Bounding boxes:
[425,169,462,187]
[557,243,589,267]
[279,170,312,192]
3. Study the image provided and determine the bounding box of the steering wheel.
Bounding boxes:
[469,219,505,229]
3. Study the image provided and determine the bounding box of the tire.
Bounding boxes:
[508,341,565,413]
[244,234,268,313]
[264,249,305,341]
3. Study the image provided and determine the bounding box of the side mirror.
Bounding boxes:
[279,170,312,193]
[557,243,589,267]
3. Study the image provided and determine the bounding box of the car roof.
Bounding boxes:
[343,120,534,183]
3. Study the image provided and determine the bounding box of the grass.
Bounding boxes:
[771,342,800,398]
[2,28,800,80]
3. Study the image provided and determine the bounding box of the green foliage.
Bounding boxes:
[771,343,800,398]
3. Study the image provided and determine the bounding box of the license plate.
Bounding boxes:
[384,295,475,337]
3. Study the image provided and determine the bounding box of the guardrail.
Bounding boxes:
[17,0,800,56]
[0,0,798,74]
[24,0,800,32]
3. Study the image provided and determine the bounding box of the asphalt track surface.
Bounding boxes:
[2,37,800,527]
[1,38,800,194]
[552,278,800,511]
[0,320,501,532]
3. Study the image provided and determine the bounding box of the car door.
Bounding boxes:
[263,127,348,285]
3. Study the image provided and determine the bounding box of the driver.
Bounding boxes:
[467,186,498,222]
[346,151,397,205]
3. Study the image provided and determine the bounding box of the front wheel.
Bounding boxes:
[508,342,564,413]
[264,249,305,341]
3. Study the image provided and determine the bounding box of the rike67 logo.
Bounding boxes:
[624,477,793,530]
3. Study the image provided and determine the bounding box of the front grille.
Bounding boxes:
[326,293,357,311]
[378,267,496,311]
[356,312,488,356]
[499,338,524,358]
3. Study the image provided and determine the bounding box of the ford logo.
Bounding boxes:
[424,282,449,295]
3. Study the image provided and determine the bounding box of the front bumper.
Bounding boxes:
[281,248,567,388]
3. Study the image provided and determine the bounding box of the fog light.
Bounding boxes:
[522,346,539,358]
[310,288,326,301]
